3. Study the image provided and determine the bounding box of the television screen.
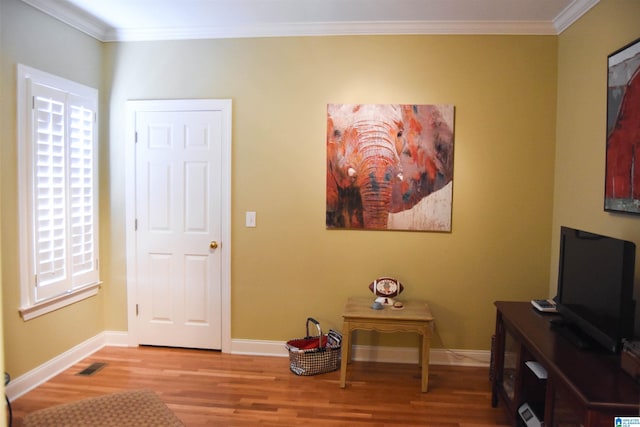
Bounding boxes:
[555,226,636,353]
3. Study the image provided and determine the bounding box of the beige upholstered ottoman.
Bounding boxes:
[23,389,184,427]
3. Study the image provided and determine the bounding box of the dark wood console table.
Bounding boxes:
[492,301,640,427]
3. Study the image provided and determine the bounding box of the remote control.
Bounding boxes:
[531,299,557,313]
[518,402,543,427]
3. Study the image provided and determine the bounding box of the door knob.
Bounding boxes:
[210,241,218,249]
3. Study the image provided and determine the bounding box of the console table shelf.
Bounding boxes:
[491,301,640,427]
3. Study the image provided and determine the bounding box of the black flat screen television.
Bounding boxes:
[554,226,636,353]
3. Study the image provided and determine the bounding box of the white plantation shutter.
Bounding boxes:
[28,80,99,302]
[68,97,97,287]
[32,84,68,298]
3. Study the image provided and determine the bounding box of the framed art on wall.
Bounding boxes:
[605,37,640,214]
[326,104,455,231]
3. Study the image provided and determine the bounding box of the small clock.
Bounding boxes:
[368,277,404,305]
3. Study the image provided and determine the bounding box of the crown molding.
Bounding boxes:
[553,0,600,34]
[20,0,109,40]
[20,0,599,42]
[104,20,559,42]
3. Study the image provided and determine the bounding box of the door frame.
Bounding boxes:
[124,99,232,352]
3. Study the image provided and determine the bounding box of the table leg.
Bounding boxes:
[421,328,431,392]
[339,322,350,388]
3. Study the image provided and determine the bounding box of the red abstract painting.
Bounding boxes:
[606,38,640,214]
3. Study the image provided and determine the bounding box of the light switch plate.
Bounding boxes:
[246,211,256,227]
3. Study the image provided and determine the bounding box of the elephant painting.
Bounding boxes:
[326,103,455,231]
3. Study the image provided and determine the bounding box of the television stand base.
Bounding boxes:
[549,318,594,350]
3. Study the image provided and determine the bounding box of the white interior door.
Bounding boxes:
[128,100,231,350]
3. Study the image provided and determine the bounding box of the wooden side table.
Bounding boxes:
[339,296,435,392]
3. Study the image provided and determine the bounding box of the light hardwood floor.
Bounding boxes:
[9,346,510,426]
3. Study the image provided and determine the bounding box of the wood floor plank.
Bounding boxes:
[9,346,510,426]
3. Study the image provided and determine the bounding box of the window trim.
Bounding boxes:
[16,64,100,320]
[19,283,101,321]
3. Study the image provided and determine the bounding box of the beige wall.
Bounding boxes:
[552,1,640,302]
[106,34,557,350]
[0,0,105,376]
[6,0,638,379]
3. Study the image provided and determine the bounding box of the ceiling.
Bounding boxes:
[20,0,599,42]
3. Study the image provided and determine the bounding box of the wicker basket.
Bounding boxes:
[285,318,342,376]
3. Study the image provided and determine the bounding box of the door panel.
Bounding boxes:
[135,110,222,349]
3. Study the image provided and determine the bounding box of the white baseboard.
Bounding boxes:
[6,331,129,401]
[232,339,490,367]
[428,347,490,366]
[7,333,489,401]
[232,339,289,357]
